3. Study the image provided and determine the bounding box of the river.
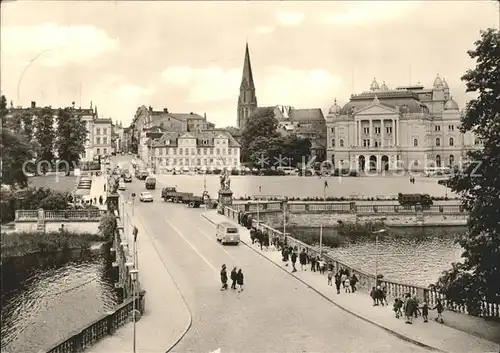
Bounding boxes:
[288,226,466,287]
[0,247,120,353]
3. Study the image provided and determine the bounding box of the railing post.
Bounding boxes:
[72,331,84,352]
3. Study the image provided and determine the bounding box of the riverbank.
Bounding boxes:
[1,231,106,259]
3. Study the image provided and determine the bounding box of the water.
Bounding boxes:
[1,248,120,353]
[288,226,465,287]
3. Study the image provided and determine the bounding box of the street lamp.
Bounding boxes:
[129,269,139,353]
[372,229,387,286]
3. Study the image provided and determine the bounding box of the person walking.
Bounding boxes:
[93,197,97,205]
[350,274,358,293]
[335,273,342,294]
[421,302,429,323]
[230,267,237,290]
[299,249,307,271]
[290,250,297,273]
[327,268,333,286]
[236,269,244,293]
[433,299,444,323]
[99,195,103,205]
[220,264,228,291]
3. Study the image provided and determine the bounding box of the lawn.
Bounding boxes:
[28,175,79,193]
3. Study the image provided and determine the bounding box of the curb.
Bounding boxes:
[131,207,193,353]
[201,212,444,353]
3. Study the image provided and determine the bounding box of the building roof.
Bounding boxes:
[251,106,276,118]
[289,108,325,122]
[94,118,112,124]
[153,129,240,148]
[342,90,429,115]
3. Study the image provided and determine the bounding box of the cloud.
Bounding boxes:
[161,66,240,103]
[117,84,154,98]
[260,67,343,108]
[1,23,118,67]
[276,11,305,26]
[255,26,275,35]
[319,2,416,25]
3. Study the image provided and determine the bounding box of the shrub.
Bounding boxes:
[98,212,117,241]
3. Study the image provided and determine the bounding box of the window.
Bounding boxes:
[448,125,454,131]
[374,127,381,134]
[331,139,335,147]
[216,148,220,155]
[96,128,101,135]
[103,137,107,144]
[97,148,101,155]
[228,148,231,155]
[449,137,454,146]
[363,139,370,147]
[173,148,177,155]
[449,155,454,166]
[179,148,183,155]
[363,127,370,134]
[222,148,226,155]
[210,148,214,155]
[197,148,200,155]
[203,148,207,155]
[331,127,334,133]
[374,141,379,147]
[103,128,107,135]
[103,148,107,154]
[386,126,393,134]
[413,139,418,147]
[96,137,101,144]
[436,155,441,167]
[339,139,344,147]
[434,126,441,132]
[435,138,441,147]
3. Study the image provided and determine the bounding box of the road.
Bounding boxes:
[113,157,429,353]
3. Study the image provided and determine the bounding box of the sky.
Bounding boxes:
[1,1,499,128]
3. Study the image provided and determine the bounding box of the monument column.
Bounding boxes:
[381,120,385,147]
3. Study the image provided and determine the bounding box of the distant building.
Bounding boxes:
[325,76,480,172]
[150,130,240,171]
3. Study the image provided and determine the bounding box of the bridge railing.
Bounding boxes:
[222,205,499,319]
[15,209,106,221]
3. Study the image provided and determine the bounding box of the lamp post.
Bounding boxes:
[129,269,139,353]
[372,229,387,286]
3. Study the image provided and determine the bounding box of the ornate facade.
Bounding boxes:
[326,76,479,171]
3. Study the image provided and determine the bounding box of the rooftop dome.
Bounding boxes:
[433,74,443,88]
[370,78,379,91]
[328,98,342,115]
[442,77,449,89]
[444,97,459,110]
[380,81,389,91]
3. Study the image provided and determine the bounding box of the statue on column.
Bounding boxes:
[219,168,231,190]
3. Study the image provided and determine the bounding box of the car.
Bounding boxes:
[118,182,126,191]
[124,173,132,182]
[139,192,154,202]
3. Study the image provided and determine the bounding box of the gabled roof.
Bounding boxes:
[179,132,196,139]
[289,108,324,122]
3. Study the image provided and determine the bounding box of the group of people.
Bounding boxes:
[220,264,244,293]
[87,196,104,206]
[392,293,445,324]
[280,246,360,294]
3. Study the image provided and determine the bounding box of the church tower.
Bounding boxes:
[237,43,257,129]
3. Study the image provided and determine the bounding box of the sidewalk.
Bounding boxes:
[202,210,500,353]
[90,203,192,353]
[90,175,107,210]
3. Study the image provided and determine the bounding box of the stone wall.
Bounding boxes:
[15,221,100,233]
[246,210,467,228]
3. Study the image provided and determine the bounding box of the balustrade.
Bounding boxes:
[15,209,106,221]
[222,205,498,319]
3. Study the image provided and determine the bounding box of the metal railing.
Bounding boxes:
[223,205,498,319]
[15,210,106,221]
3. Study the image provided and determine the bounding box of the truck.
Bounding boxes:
[398,193,433,209]
[145,176,156,190]
[136,169,149,180]
[161,187,204,208]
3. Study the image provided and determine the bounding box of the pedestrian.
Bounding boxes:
[404,294,416,324]
[299,249,307,271]
[104,183,106,192]
[263,232,269,250]
[93,197,97,205]
[413,295,421,318]
[230,267,237,290]
[370,287,378,306]
[99,195,103,205]
[433,299,444,323]
[250,227,256,244]
[310,254,317,272]
[341,272,348,289]
[220,264,228,291]
[281,246,289,266]
[350,274,358,293]
[344,277,351,293]
[290,250,297,273]
[327,268,333,286]
[318,258,326,274]
[236,268,244,293]
[393,298,403,318]
[421,302,429,323]
[382,285,389,305]
[334,273,342,294]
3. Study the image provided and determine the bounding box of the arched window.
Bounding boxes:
[449,155,454,166]
[339,139,344,147]
[436,155,441,167]
[435,138,441,147]
[413,138,418,147]
[449,137,454,146]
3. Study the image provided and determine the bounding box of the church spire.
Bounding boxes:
[240,42,255,90]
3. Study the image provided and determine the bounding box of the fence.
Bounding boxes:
[231,201,467,216]
[223,205,499,319]
[15,209,106,221]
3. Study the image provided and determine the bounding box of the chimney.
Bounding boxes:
[163,108,169,113]
[31,101,36,108]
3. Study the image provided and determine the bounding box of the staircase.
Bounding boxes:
[36,219,45,232]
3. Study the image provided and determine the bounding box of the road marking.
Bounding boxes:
[162,217,218,273]
[209,349,221,353]
[190,222,239,262]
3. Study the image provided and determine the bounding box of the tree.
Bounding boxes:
[281,135,312,167]
[21,111,34,141]
[0,96,34,187]
[34,106,55,163]
[435,28,500,310]
[55,108,88,175]
[241,111,280,162]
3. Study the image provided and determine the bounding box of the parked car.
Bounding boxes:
[139,192,154,202]
[124,173,132,182]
